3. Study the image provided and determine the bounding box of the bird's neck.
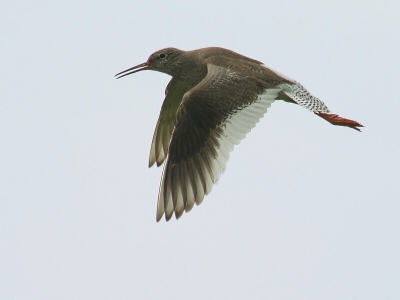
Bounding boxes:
[172,52,208,87]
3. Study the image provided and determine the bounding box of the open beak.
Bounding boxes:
[114,62,149,79]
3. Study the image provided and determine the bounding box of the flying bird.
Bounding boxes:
[115,47,363,222]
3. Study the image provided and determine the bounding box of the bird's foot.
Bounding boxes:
[315,112,364,132]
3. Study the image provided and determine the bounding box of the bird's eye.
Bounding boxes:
[158,53,166,59]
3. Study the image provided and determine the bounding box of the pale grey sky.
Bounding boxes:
[1,1,399,299]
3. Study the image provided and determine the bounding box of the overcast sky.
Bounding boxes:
[1,1,399,299]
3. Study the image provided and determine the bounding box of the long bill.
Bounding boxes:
[114,62,149,79]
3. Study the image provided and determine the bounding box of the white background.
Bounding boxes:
[1,1,399,299]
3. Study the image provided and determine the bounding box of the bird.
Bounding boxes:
[115,47,363,222]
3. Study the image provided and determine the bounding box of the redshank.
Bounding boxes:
[115,47,363,221]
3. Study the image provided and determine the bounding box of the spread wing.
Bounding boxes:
[149,78,192,167]
[156,64,281,221]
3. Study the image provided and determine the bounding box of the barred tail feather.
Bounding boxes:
[278,82,331,113]
[278,82,363,131]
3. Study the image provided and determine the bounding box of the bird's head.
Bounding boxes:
[115,48,183,79]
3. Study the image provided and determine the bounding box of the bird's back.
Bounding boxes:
[189,47,293,86]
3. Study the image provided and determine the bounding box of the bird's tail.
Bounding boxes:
[278,82,364,131]
[278,82,331,113]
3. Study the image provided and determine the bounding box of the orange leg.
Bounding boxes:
[315,112,364,132]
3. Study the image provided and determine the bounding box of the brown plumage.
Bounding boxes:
[115,47,363,222]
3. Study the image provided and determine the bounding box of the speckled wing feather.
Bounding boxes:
[149,78,192,167]
[156,63,281,221]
